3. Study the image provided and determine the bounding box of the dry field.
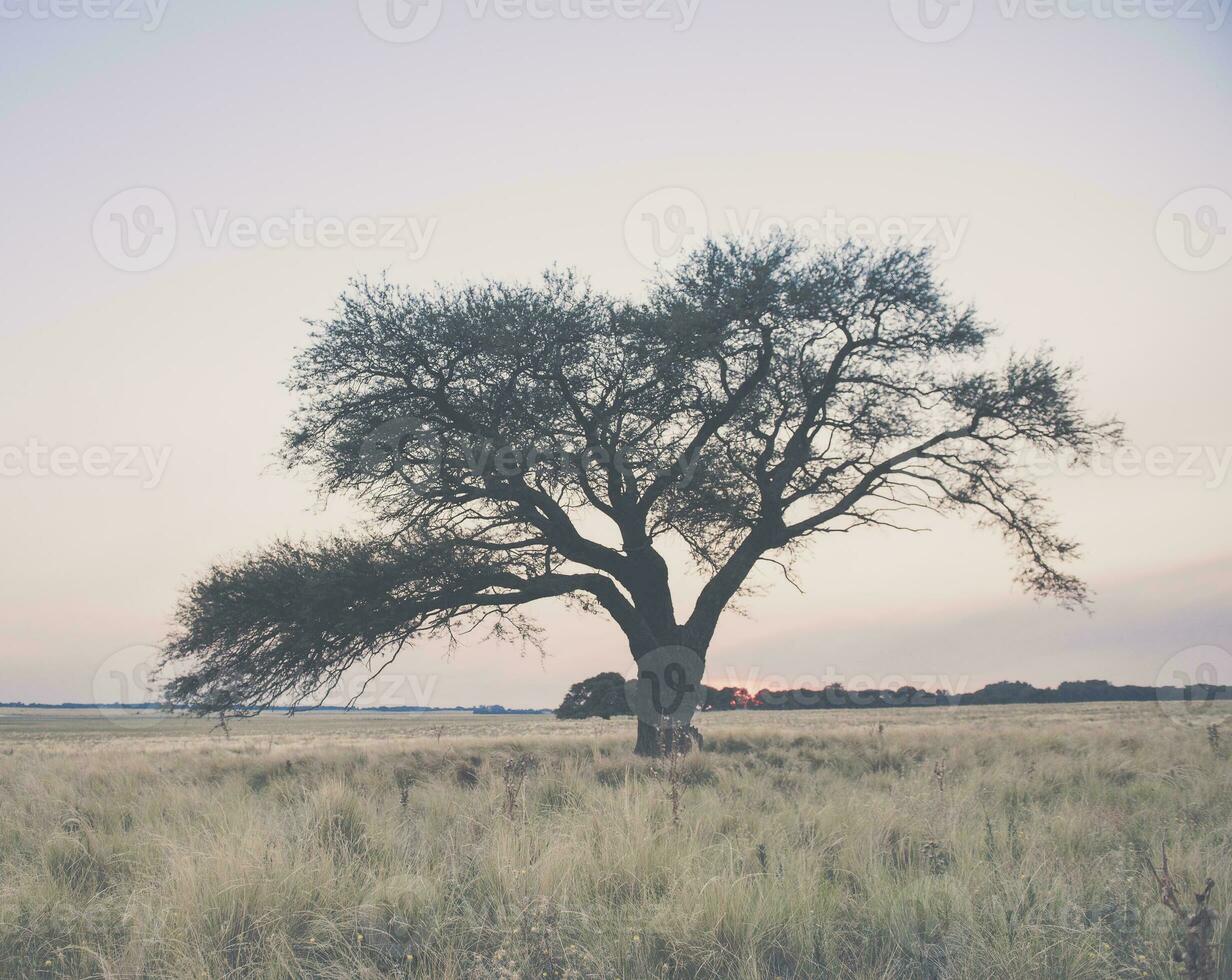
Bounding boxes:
[0,703,1228,979]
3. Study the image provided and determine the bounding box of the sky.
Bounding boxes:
[1,0,1230,710]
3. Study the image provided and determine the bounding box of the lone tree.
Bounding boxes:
[162,237,1119,754]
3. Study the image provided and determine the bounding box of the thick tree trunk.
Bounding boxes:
[634,718,660,757]
[632,718,702,757]
[627,626,707,757]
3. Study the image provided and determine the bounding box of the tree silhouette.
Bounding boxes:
[555,672,631,720]
[161,237,1119,754]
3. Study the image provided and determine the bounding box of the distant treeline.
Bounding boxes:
[741,679,1232,711]
[554,673,1232,719]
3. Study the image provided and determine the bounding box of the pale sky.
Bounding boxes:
[1,0,1229,708]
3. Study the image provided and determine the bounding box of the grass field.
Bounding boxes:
[0,704,1228,979]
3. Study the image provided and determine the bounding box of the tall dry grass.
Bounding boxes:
[0,704,1228,978]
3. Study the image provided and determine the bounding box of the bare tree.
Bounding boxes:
[161,237,1120,754]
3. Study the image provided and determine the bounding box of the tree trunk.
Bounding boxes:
[628,627,708,757]
[634,718,660,757]
[632,718,702,757]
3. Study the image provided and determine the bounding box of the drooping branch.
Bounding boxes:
[160,532,642,717]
